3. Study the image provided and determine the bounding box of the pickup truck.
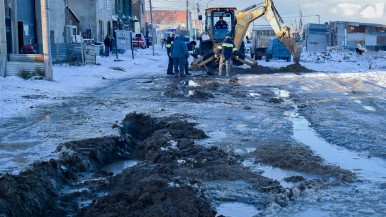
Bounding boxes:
[266,37,291,62]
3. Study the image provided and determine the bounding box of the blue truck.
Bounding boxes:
[266,37,291,62]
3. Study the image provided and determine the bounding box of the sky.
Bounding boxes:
[151,0,386,26]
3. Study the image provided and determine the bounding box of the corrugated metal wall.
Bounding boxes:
[306,34,327,51]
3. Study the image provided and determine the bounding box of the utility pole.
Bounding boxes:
[40,0,53,81]
[149,0,155,56]
[0,0,7,77]
[186,0,189,34]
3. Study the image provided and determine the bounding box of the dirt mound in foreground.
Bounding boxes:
[0,113,283,217]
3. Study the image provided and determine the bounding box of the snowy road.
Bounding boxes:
[0,47,385,216]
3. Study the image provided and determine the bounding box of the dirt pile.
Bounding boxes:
[250,141,355,183]
[78,167,216,217]
[0,113,356,216]
[233,63,314,75]
[278,63,315,73]
[0,136,127,217]
[0,113,285,217]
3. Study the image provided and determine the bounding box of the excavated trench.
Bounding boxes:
[0,111,354,217]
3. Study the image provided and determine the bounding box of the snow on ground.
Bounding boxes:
[1,47,385,121]
[0,47,164,119]
[1,45,386,216]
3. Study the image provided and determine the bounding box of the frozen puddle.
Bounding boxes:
[216,202,258,217]
[101,160,138,174]
[274,89,386,182]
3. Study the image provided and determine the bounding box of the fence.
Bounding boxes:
[51,43,101,65]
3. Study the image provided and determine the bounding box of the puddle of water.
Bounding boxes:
[285,207,332,217]
[204,129,227,144]
[234,148,256,154]
[0,142,39,152]
[354,99,376,111]
[216,202,258,217]
[273,89,290,98]
[187,80,200,87]
[291,114,386,182]
[243,159,317,188]
[249,93,260,97]
[362,105,376,111]
[235,123,248,129]
[273,88,386,182]
[101,160,138,174]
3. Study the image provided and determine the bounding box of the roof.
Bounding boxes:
[65,6,80,23]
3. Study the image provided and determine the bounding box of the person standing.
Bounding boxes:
[166,34,175,75]
[171,34,190,78]
[104,35,112,57]
[185,40,197,76]
[216,36,238,77]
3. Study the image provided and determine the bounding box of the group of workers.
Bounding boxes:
[165,16,238,78]
[165,33,198,77]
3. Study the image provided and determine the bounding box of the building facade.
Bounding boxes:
[133,0,146,33]
[330,21,386,51]
[67,0,116,43]
[302,23,329,52]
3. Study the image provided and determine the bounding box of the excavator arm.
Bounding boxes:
[234,0,301,63]
[189,0,301,71]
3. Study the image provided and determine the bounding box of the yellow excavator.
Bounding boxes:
[190,0,302,70]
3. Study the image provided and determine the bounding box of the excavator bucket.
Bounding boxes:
[281,38,302,63]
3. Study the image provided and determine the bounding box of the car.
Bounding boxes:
[132,33,147,49]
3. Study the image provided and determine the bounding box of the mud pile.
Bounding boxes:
[233,63,314,75]
[0,113,283,217]
[278,63,315,73]
[250,141,355,183]
[0,136,127,217]
[0,113,356,216]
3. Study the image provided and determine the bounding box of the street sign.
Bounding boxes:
[115,30,132,50]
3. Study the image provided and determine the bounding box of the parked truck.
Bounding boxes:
[250,25,275,60]
[266,37,292,62]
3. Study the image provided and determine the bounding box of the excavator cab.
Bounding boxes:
[195,7,238,69]
[204,8,236,42]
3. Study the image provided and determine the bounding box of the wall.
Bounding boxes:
[331,21,386,51]
[49,1,66,44]
[303,23,328,51]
